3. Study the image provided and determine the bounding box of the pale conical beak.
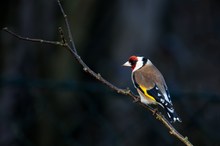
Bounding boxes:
[122,61,131,67]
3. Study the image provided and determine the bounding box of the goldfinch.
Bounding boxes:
[123,56,181,123]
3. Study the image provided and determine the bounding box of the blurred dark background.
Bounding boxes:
[1,0,220,146]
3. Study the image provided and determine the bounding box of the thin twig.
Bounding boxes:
[3,27,65,47]
[2,1,194,146]
[57,0,77,53]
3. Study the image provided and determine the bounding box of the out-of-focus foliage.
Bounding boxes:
[1,0,220,146]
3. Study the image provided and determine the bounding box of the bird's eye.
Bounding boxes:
[129,60,137,65]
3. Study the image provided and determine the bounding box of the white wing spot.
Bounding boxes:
[167,108,174,113]
[158,93,161,97]
[156,87,159,90]
[160,98,165,103]
[167,112,171,118]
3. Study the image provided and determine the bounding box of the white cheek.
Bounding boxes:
[133,61,143,72]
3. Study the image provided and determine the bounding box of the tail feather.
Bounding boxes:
[165,107,182,123]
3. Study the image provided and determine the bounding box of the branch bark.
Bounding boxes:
[2,1,193,146]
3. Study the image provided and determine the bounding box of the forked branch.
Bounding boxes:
[2,1,193,146]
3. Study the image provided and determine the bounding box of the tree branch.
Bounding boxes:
[2,1,193,146]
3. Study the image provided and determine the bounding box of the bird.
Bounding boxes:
[123,55,181,123]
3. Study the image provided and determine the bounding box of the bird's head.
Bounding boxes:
[123,56,147,71]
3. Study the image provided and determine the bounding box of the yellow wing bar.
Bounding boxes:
[139,85,156,102]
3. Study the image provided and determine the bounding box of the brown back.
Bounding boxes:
[133,61,167,94]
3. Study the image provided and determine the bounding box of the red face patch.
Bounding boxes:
[128,56,138,70]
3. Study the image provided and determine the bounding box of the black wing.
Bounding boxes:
[147,84,173,108]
